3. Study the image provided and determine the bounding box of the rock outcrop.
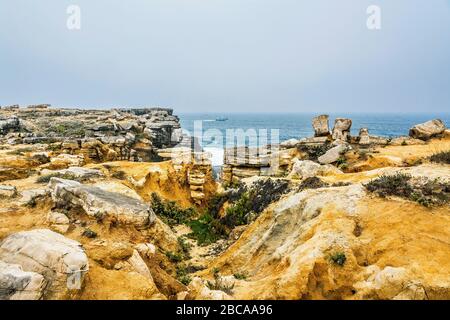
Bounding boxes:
[312,115,330,137]
[409,119,446,140]
[332,118,352,141]
[0,229,88,299]
[0,261,47,300]
[318,144,348,164]
[49,178,156,228]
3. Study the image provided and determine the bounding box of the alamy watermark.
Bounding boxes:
[67,5,81,30]
[367,5,381,30]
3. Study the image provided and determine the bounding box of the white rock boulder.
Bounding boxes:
[0,261,47,300]
[49,178,155,228]
[409,119,446,140]
[0,229,88,299]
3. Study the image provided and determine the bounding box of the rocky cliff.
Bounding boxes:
[0,108,449,300]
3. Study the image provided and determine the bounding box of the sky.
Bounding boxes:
[0,0,449,113]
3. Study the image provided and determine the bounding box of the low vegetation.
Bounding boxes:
[299,143,331,161]
[36,172,86,184]
[365,173,449,207]
[329,252,346,266]
[430,150,450,164]
[150,193,196,226]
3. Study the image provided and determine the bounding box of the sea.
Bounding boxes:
[179,113,450,166]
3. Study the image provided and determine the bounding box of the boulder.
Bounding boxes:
[46,211,70,234]
[0,261,47,300]
[0,116,20,134]
[332,118,352,141]
[0,229,88,299]
[280,138,300,149]
[288,159,342,179]
[49,154,85,168]
[49,178,155,227]
[0,185,17,198]
[318,144,348,164]
[312,115,330,137]
[359,128,370,145]
[409,119,446,140]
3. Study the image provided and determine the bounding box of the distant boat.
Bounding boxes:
[215,117,228,121]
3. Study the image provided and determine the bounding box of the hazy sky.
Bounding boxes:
[1,0,449,113]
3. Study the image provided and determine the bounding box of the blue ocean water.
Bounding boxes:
[179,113,450,147]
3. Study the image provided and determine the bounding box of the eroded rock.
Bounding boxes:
[49,178,155,227]
[0,229,88,299]
[409,119,446,140]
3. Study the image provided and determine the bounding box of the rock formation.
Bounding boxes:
[409,119,446,140]
[332,118,352,141]
[0,107,449,301]
[312,115,330,137]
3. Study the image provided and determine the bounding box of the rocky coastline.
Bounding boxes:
[0,105,449,300]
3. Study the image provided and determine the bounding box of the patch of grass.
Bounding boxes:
[365,173,413,198]
[187,213,224,245]
[188,179,290,245]
[233,272,248,280]
[365,174,449,207]
[111,170,127,180]
[299,143,332,161]
[150,192,196,226]
[329,252,346,266]
[298,177,328,191]
[36,172,86,184]
[176,265,192,286]
[430,150,450,165]
[165,251,184,263]
[177,237,191,259]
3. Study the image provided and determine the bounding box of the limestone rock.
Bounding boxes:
[0,229,88,299]
[187,277,233,300]
[49,154,85,168]
[332,118,352,141]
[390,136,426,146]
[409,119,446,140]
[49,178,155,227]
[280,138,300,149]
[359,128,370,145]
[46,212,70,234]
[312,115,330,137]
[41,167,103,180]
[0,261,47,300]
[288,159,342,179]
[0,185,17,198]
[318,144,348,164]
[0,116,20,134]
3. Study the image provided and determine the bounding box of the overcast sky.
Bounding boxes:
[1,0,449,113]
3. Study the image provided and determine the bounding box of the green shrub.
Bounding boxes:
[365,173,413,198]
[233,272,248,280]
[150,192,196,226]
[299,143,332,161]
[165,251,183,263]
[176,265,192,286]
[187,213,223,245]
[329,252,346,266]
[298,177,328,191]
[365,174,449,207]
[430,150,450,164]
